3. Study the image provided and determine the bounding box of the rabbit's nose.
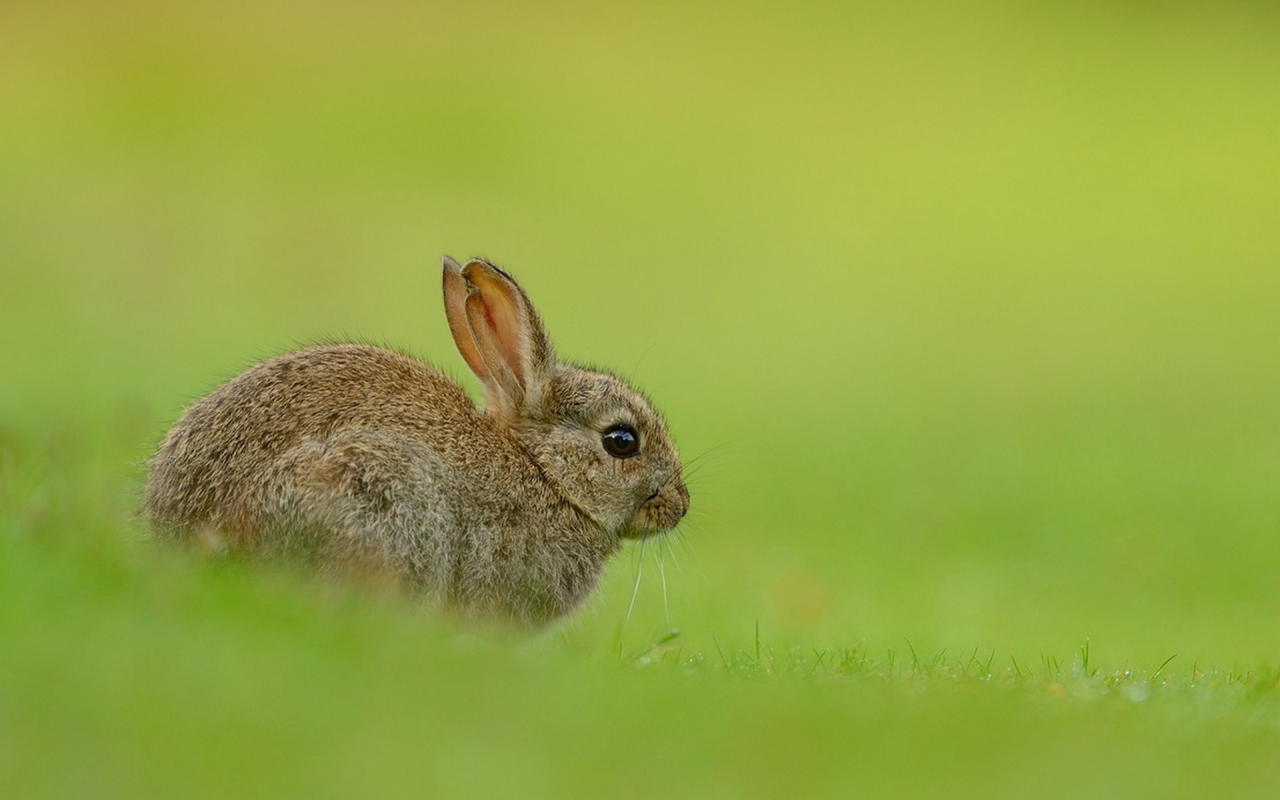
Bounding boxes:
[675,481,690,519]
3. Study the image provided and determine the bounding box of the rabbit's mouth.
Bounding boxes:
[619,480,690,539]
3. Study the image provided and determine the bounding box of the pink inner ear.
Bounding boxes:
[472,274,527,387]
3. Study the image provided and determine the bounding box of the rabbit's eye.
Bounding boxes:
[602,425,640,459]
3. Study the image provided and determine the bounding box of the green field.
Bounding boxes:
[3,1,1279,796]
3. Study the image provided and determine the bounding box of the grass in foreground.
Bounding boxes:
[4,506,1280,800]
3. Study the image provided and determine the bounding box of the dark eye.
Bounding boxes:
[601,425,640,459]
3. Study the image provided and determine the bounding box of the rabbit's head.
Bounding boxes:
[443,257,689,539]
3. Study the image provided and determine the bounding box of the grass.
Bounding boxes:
[2,0,1280,797]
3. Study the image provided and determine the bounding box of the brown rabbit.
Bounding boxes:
[143,257,689,625]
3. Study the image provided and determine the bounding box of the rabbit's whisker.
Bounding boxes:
[681,445,730,473]
[657,537,670,626]
[624,535,647,629]
[662,530,684,572]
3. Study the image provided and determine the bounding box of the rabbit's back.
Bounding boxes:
[143,343,491,544]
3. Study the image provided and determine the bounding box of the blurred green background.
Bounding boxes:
[2,0,1279,797]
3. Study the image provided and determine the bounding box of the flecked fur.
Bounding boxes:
[143,258,689,626]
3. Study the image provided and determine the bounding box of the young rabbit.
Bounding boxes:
[143,257,689,625]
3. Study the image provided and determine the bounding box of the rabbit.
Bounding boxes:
[143,257,689,625]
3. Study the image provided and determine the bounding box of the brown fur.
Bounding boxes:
[143,258,689,626]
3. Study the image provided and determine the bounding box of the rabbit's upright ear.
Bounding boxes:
[442,256,492,384]
[457,259,555,418]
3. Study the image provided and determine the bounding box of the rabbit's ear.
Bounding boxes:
[460,259,555,416]
[442,256,492,384]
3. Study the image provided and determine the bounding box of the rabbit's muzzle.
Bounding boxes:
[626,478,689,538]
